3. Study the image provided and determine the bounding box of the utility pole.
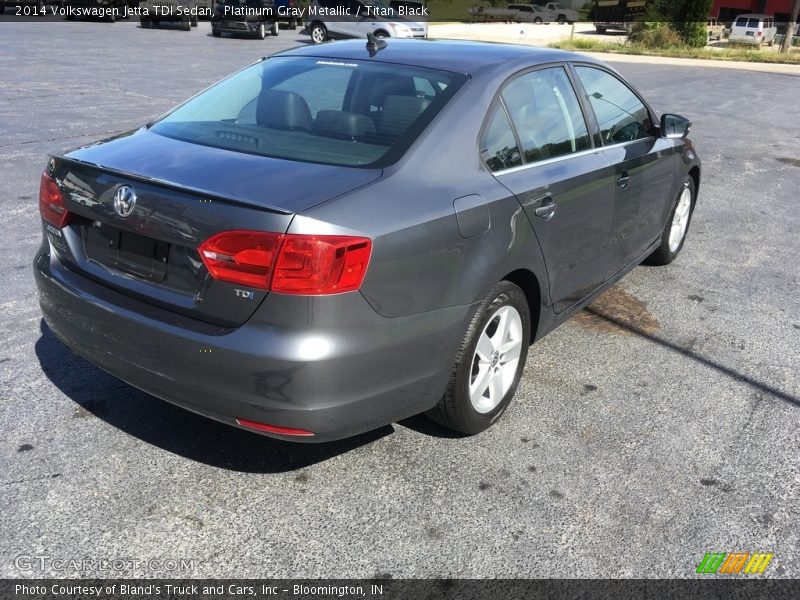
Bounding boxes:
[781,0,800,54]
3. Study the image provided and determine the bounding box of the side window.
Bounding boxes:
[575,66,653,145]
[479,103,522,172]
[500,66,591,163]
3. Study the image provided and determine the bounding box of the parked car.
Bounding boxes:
[140,0,199,30]
[538,2,578,24]
[211,0,279,38]
[706,16,724,40]
[728,13,777,47]
[507,4,553,23]
[467,5,519,22]
[275,0,302,29]
[307,0,426,44]
[34,40,700,442]
[593,0,645,34]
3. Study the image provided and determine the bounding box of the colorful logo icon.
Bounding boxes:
[696,552,774,575]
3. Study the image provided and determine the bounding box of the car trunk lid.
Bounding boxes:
[47,130,381,327]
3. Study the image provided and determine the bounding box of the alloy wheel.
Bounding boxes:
[469,305,523,413]
[668,187,692,252]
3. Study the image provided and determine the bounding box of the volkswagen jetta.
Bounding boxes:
[34,40,700,442]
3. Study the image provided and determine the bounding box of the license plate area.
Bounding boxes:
[746,31,754,35]
[83,222,169,282]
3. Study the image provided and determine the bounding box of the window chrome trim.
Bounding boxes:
[490,137,654,177]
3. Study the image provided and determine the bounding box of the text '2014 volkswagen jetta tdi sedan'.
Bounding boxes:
[34,39,700,442]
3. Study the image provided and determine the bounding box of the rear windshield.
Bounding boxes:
[150,57,466,168]
[735,17,760,27]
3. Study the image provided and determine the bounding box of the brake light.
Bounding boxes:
[198,230,282,290]
[198,231,372,294]
[236,417,314,437]
[38,172,71,228]
[272,235,371,295]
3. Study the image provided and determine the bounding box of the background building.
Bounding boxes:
[711,0,797,22]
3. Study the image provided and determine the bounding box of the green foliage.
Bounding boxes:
[629,23,685,49]
[639,0,713,47]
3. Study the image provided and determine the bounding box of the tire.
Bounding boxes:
[374,29,389,38]
[191,14,198,27]
[558,14,566,24]
[596,26,606,33]
[181,15,190,30]
[309,21,327,43]
[256,22,265,39]
[212,26,221,36]
[140,16,149,27]
[646,176,696,266]
[427,281,531,435]
[289,19,297,30]
[271,20,278,35]
[534,17,542,24]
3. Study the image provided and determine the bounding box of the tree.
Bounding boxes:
[781,0,800,54]
[644,0,713,47]
[673,0,714,47]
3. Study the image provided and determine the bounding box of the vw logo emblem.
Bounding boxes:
[113,185,137,218]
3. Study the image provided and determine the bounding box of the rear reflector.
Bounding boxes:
[39,172,71,229]
[235,417,315,437]
[198,231,372,294]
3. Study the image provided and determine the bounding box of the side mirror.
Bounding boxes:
[661,113,692,139]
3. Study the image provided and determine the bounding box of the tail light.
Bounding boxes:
[199,231,282,289]
[198,230,372,295]
[39,172,71,229]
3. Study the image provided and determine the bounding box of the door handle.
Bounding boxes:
[617,171,631,189]
[534,197,556,221]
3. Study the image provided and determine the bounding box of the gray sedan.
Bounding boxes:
[34,39,700,442]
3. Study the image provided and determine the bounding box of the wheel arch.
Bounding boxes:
[688,165,700,195]
[501,268,542,345]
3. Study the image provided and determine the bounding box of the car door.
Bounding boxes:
[483,65,617,313]
[323,0,357,37]
[348,0,380,37]
[573,64,678,276]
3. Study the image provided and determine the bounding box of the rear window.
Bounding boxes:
[151,57,466,168]
[735,17,760,27]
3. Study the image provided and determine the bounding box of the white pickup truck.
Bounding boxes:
[539,2,579,24]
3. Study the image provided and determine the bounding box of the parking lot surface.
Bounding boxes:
[1,20,799,578]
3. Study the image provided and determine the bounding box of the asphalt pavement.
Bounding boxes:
[1,19,799,578]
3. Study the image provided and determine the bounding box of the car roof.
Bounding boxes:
[276,39,595,75]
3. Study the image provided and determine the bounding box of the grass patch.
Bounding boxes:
[550,38,800,65]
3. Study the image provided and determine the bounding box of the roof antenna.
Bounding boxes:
[366,32,387,57]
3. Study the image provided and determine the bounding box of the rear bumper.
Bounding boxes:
[211,19,273,34]
[728,34,763,44]
[35,247,471,442]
